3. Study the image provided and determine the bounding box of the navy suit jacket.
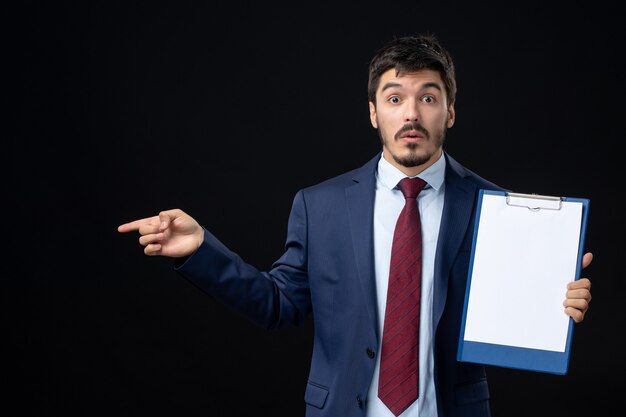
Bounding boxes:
[176,151,504,417]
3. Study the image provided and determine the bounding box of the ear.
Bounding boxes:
[369,101,378,128]
[446,102,456,128]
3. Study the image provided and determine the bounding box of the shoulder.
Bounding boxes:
[298,153,380,197]
[445,152,508,192]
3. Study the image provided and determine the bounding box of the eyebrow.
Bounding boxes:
[380,81,443,93]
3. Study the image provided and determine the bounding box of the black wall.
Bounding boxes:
[6,2,623,416]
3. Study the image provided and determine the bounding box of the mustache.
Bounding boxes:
[394,122,430,140]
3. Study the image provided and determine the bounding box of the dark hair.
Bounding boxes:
[367,33,457,107]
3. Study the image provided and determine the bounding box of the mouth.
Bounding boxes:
[394,122,430,143]
[399,130,425,143]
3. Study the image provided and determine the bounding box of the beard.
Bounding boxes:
[377,120,447,168]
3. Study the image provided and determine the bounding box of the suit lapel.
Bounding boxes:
[432,153,478,331]
[344,152,479,339]
[346,154,380,340]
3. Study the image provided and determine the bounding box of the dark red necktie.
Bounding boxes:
[378,177,427,416]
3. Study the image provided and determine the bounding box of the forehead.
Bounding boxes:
[377,68,444,93]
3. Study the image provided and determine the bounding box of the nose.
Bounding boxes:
[403,98,420,122]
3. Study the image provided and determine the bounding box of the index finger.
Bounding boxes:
[567,277,591,291]
[117,216,158,233]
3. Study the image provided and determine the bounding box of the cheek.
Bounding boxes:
[424,113,447,129]
[376,111,396,130]
[378,119,396,137]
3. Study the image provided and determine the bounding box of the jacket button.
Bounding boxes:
[366,347,375,358]
[356,395,363,408]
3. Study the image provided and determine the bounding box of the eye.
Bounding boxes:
[421,95,436,103]
[388,95,401,104]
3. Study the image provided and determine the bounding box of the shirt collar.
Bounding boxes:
[377,151,446,191]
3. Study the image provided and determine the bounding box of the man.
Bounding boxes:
[118,33,592,417]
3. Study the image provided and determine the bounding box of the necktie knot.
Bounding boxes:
[397,177,427,200]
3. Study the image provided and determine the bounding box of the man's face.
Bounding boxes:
[369,68,455,176]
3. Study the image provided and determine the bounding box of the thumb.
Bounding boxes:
[158,209,182,231]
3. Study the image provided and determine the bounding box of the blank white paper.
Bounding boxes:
[463,194,583,352]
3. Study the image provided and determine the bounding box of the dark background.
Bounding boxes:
[5,1,623,416]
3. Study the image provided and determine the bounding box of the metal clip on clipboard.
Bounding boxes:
[505,192,563,211]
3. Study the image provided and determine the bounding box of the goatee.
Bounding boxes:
[377,121,447,168]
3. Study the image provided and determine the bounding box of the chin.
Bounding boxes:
[393,148,433,168]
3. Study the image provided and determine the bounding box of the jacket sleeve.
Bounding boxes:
[174,190,311,330]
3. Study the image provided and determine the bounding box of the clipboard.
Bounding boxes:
[457,189,590,375]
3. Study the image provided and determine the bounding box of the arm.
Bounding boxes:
[117,192,312,329]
